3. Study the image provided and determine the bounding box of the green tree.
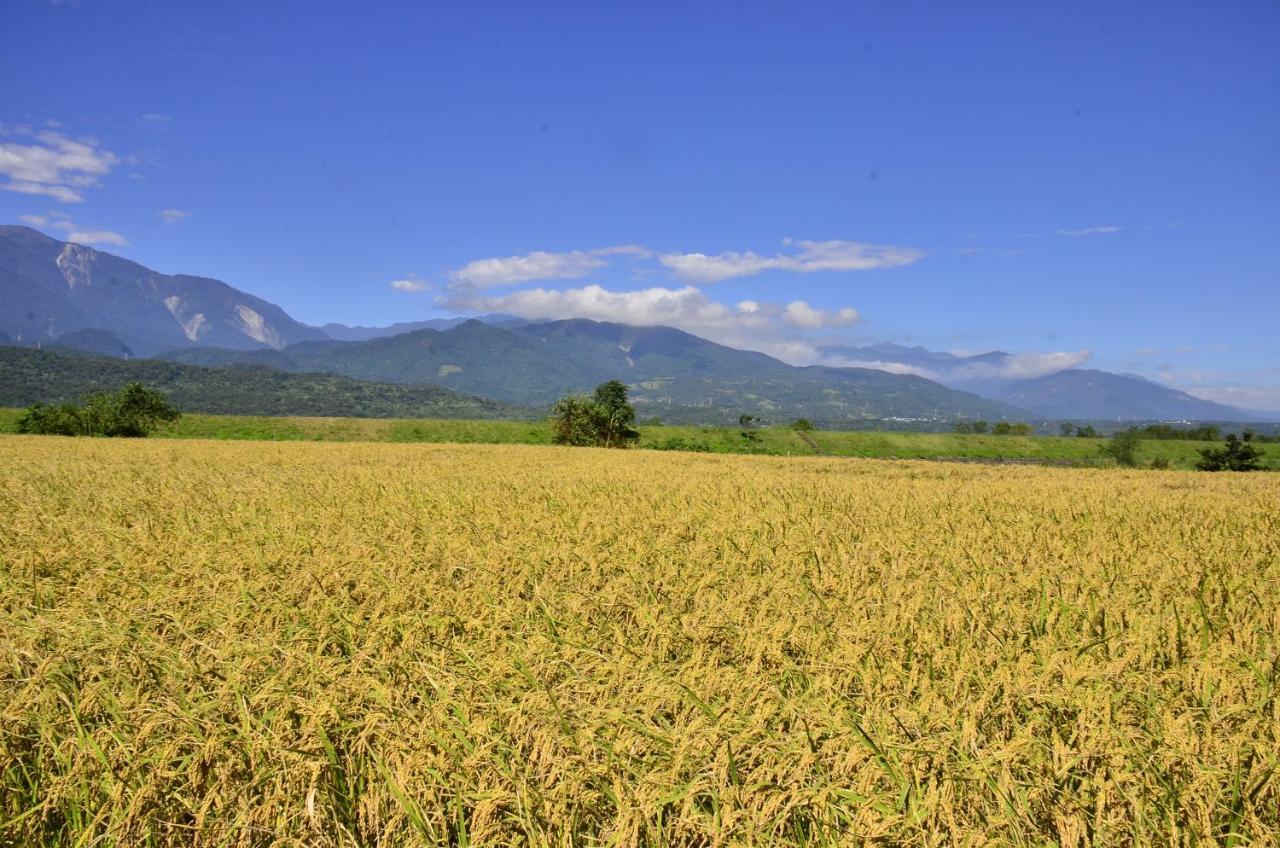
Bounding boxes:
[16,382,180,438]
[1076,424,1099,438]
[1196,432,1266,471]
[992,421,1012,435]
[791,418,814,431]
[591,380,640,448]
[971,420,989,434]
[1059,422,1076,437]
[1100,429,1141,467]
[550,381,639,448]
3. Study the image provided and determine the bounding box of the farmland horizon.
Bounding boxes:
[2,2,1278,844]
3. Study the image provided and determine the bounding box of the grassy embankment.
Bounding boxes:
[0,407,1271,468]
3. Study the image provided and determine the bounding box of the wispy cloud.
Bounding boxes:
[445,239,919,289]
[66,229,128,246]
[1151,366,1280,414]
[1057,226,1122,237]
[389,275,429,293]
[158,208,190,224]
[819,350,1091,382]
[1183,385,1280,414]
[18,208,126,246]
[21,209,74,232]
[0,127,119,203]
[449,247,642,288]
[658,239,923,284]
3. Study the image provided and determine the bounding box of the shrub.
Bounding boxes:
[650,437,713,453]
[791,418,814,431]
[550,380,639,448]
[16,383,180,437]
[1196,432,1266,472]
[1099,429,1141,467]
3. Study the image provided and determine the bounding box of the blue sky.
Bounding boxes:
[3,0,1278,408]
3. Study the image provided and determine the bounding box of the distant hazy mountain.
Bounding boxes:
[997,369,1256,421]
[820,342,1010,371]
[0,346,523,419]
[319,314,524,341]
[161,317,1022,425]
[0,226,325,355]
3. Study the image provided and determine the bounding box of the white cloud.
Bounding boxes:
[390,276,429,292]
[968,350,1091,380]
[2,181,86,202]
[1152,367,1280,414]
[21,210,125,246]
[817,349,1092,382]
[1057,226,1122,237]
[659,239,923,283]
[0,129,119,203]
[442,283,862,357]
[66,230,128,247]
[783,300,859,328]
[158,208,190,224]
[819,358,935,377]
[450,249,614,288]
[1183,386,1280,413]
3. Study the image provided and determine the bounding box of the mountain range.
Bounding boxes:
[0,225,1269,424]
[160,319,1021,424]
[0,225,323,355]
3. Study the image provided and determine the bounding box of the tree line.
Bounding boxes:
[952,420,1035,435]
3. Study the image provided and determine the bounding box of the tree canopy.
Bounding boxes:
[17,382,181,437]
[1196,432,1266,471]
[551,380,639,448]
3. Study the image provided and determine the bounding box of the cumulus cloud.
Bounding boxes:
[449,247,639,288]
[158,208,190,224]
[1057,226,1122,237]
[441,283,862,355]
[783,300,860,328]
[659,239,923,284]
[66,229,128,247]
[0,129,119,203]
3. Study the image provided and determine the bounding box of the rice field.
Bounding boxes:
[1,436,1277,845]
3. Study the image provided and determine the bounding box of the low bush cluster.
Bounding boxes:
[16,382,180,437]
